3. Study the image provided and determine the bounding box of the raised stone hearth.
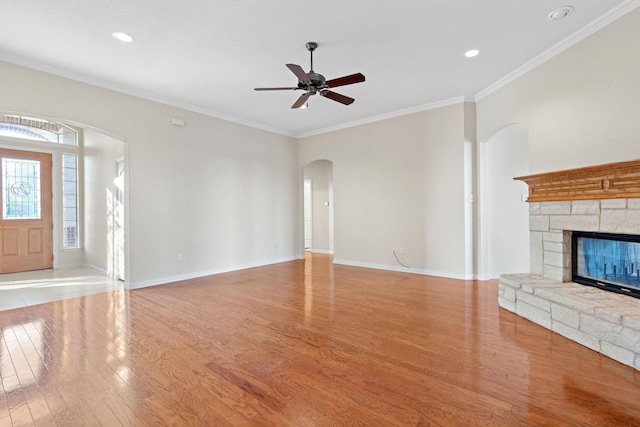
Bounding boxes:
[501,160,640,371]
[499,273,640,370]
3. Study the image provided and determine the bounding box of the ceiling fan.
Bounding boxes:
[254,42,365,109]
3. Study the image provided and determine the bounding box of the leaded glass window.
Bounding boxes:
[2,158,41,219]
[62,154,78,248]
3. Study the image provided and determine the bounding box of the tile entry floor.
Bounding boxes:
[0,268,123,311]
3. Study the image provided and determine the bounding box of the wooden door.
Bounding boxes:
[0,149,53,273]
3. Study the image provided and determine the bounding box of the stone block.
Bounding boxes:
[543,264,565,282]
[580,315,640,352]
[530,215,550,232]
[627,198,640,210]
[623,315,640,330]
[523,282,568,293]
[544,250,564,268]
[571,200,600,215]
[551,303,580,329]
[536,288,595,313]
[499,274,525,288]
[543,231,564,243]
[543,241,563,253]
[601,199,627,209]
[498,297,516,313]
[517,290,551,311]
[600,341,635,367]
[529,202,541,215]
[549,215,599,232]
[517,301,552,328]
[501,285,516,302]
[530,232,543,275]
[594,305,640,324]
[552,321,600,352]
[540,201,571,215]
[599,209,640,234]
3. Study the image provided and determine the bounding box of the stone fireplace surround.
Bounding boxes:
[498,160,640,371]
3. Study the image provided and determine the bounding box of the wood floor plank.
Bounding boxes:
[2,253,640,425]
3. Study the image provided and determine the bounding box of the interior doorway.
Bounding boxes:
[304,178,312,250]
[479,124,529,278]
[303,160,334,254]
[0,148,53,274]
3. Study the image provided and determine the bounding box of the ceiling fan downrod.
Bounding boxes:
[306,42,317,73]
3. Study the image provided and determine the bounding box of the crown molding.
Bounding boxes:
[0,52,296,138]
[297,96,466,139]
[475,0,640,101]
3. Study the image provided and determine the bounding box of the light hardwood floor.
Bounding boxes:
[1,253,639,426]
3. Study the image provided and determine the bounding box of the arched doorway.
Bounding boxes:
[479,124,529,278]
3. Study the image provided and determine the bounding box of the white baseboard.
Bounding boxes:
[54,262,88,270]
[127,256,300,290]
[308,249,334,255]
[332,259,479,281]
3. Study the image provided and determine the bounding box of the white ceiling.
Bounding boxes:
[1,0,638,137]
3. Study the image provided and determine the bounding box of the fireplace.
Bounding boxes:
[572,231,640,299]
[498,159,640,371]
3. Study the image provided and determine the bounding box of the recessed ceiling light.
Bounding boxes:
[547,6,574,21]
[112,31,135,43]
[464,49,479,58]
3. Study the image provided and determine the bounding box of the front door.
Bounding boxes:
[0,149,53,274]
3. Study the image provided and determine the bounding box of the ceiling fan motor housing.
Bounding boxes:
[307,72,326,85]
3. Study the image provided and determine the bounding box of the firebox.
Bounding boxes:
[572,231,640,299]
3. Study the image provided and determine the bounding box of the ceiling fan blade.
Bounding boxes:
[321,90,355,105]
[254,87,298,91]
[326,73,365,88]
[291,92,311,109]
[286,64,311,82]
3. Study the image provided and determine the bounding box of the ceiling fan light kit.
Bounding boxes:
[254,42,365,109]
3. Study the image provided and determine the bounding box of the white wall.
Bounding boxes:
[0,60,299,287]
[303,160,333,254]
[299,103,470,278]
[477,8,640,175]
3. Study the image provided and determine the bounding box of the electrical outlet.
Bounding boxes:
[178,254,184,262]
[399,248,404,255]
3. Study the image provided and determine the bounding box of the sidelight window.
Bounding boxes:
[62,154,78,248]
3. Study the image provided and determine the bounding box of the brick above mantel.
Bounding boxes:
[515,159,640,202]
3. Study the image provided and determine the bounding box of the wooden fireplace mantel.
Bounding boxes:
[514,159,640,202]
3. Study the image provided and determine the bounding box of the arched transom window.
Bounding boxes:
[0,114,77,145]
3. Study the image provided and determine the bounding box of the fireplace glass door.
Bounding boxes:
[572,231,640,298]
